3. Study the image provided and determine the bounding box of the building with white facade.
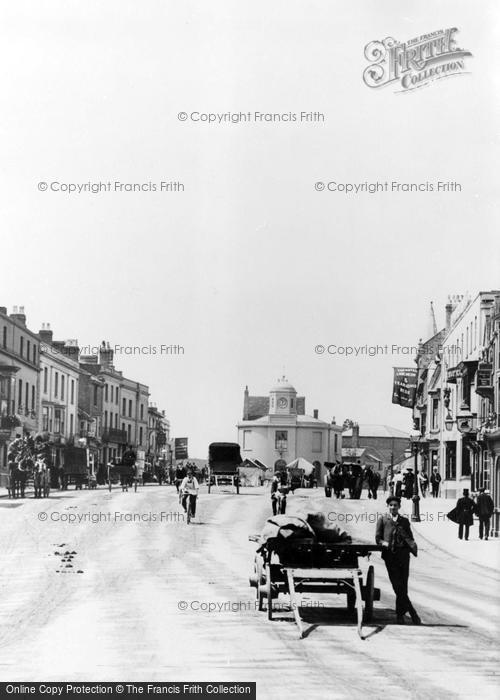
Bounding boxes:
[412,291,500,505]
[148,403,171,468]
[237,377,342,481]
[38,324,80,470]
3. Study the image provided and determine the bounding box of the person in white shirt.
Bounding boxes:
[180,469,199,518]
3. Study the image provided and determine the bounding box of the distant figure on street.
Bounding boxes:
[270,471,288,515]
[58,464,67,490]
[270,473,281,515]
[393,470,404,498]
[455,489,476,541]
[430,468,441,498]
[403,469,414,499]
[476,488,494,540]
[180,468,199,519]
[332,463,345,498]
[375,496,420,625]
[121,445,137,491]
[363,466,372,498]
[419,470,429,498]
[368,469,381,499]
[175,463,186,492]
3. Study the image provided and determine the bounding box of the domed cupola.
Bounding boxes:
[269,376,297,415]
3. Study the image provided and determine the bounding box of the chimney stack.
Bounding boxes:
[313,409,319,419]
[62,339,80,359]
[10,305,27,326]
[352,423,360,448]
[99,341,114,369]
[243,385,249,420]
[0,306,7,315]
[445,296,454,331]
[38,322,53,344]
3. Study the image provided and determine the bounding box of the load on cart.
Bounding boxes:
[249,513,381,639]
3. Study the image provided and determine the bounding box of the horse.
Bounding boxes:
[348,464,363,499]
[367,469,381,499]
[118,463,136,491]
[8,466,28,498]
[332,465,346,498]
[33,462,50,498]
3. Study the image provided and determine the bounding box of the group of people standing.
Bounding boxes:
[324,462,381,500]
[448,487,495,540]
[390,467,442,499]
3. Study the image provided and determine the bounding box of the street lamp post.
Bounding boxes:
[410,429,421,522]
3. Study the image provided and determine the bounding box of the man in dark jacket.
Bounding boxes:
[430,468,441,498]
[403,469,414,499]
[271,471,288,515]
[476,488,494,540]
[369,469,381,499]
[455,488,475,540]
[376,496,421,625]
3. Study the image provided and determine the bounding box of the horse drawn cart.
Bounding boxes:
[207,442,242,494]
[249,515,381,639]
[63,446,95,489]
[108,461,136,491]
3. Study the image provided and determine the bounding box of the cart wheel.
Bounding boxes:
[347,590,356,614]
[364,565,375,622]
[257,581,265,611]
[265,564,273,620]
[254,561,265,610]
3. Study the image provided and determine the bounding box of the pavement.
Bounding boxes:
[338,490,500,573]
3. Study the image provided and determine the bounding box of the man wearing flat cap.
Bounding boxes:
[376,495,421,625]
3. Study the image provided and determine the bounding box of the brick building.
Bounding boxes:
[342,423,410,479]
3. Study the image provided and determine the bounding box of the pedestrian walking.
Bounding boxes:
[393,469,403,498]
[475,487,494,540]
[332,463,345,499]
[369,470,381,499]
[324,468,333,498]
[363,466,372,498]
[403,469,414,499]
[271,471,288,515]
[430,468,441,498]
[419,470,429,498]
[375,496,421,625]
[450,489,476,540]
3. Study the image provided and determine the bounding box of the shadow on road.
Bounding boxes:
[266,605,469,640]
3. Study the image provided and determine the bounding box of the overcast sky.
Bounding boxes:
[1,1,499,457]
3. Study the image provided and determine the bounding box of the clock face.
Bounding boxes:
[278,397,288,408]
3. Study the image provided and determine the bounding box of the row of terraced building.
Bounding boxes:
[0,305,170,486]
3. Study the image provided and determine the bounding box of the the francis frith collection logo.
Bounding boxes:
[363,28,472,92]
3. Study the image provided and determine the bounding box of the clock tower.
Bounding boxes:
[269,376,297,416]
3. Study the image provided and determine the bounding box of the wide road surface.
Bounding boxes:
[0,485,498,699]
